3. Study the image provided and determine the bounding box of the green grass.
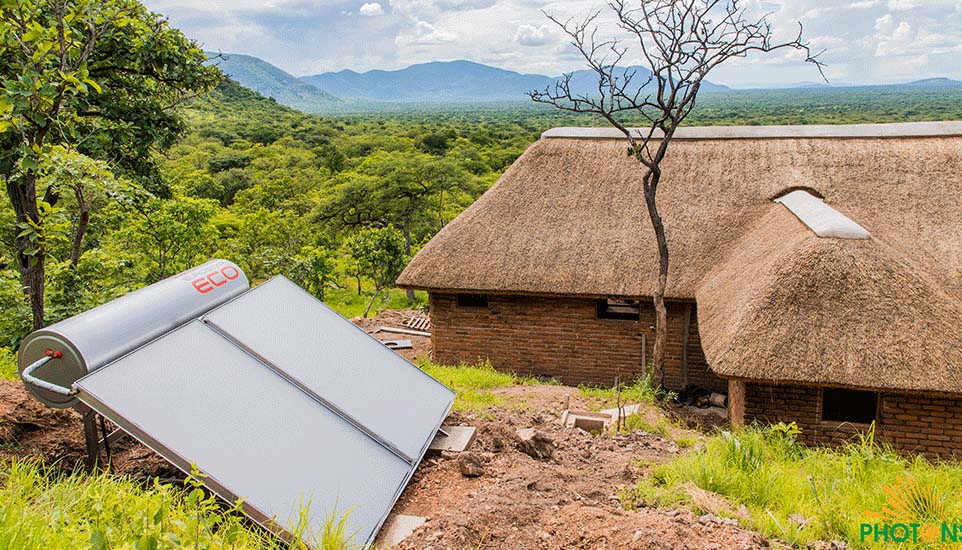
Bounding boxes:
[630,423,962,547]
[322,287,427,319]
[0,347,15,380]
[417,359,533,412]
[0,460,355,549]
[578,374,669,409]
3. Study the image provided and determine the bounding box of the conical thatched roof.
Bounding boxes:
[696,205,962,392]
[398,122,962,392]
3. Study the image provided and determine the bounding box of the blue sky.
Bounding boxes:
[141,0,962,88]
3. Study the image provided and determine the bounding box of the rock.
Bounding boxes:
[790,513,811,528]
[516,428,555,460]
[487,425,520,452]
[808,541,847,550]
[458,452,485,477]
[698,514,719,525]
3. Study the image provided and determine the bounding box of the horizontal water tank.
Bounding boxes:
[18,259,249,408]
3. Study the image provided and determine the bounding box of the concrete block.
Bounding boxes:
[429,425,476,452]
[380,514,427,547]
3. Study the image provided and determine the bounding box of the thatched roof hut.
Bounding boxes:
[399,122,962,394]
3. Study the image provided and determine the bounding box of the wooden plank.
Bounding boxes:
[377,326,432,337]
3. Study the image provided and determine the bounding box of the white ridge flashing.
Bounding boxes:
[775,190,871,240]
[541,121,962,140]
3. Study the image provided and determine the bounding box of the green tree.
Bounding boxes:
[289,245,335,300]
[118,193,219,282]
[0,0,221,329]
[343,226,407,318]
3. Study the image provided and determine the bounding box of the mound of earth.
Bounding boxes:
[382,395,767,550]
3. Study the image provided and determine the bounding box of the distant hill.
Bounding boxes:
[301,60,730,103]
[207,52,962,114]
[896,77,962,88]
[302,60,554,102]
[205,52,343,113]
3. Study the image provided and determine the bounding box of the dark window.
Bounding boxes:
[597,299,640,321]
[456,294,488,308]
[821,388,878,424]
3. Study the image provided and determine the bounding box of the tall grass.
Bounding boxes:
[417,359,532,411]
[579,374,669,409]
[0,460,355,549]
[631,423,962,546]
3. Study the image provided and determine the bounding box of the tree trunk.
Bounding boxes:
[71,206,89,267]
[363,288,381,318]
[402,225,414,304]
[643,185,668,388]
[6,175,46,330]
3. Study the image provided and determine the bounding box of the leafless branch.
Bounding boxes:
[529,0,827,167]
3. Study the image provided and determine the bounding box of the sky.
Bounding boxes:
[141,0,962,88]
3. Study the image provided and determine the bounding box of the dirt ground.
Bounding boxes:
[0,310,769,549]
[351,309,432,362]
[381,384,766,550]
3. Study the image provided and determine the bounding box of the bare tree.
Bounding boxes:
[530,0,825,388]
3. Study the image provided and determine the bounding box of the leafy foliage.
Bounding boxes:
[342,226,407,317]
[0,0,221,329]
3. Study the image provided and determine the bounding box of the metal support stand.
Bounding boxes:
[81,407,116,472]
[82,408,100,472]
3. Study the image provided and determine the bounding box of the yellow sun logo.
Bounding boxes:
[865,475,947,543]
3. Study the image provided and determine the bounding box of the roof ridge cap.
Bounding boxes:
[541,121,962,140]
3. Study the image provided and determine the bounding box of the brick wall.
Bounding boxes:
[429,292,725,391]
[741,381,962,458]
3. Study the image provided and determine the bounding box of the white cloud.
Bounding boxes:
[395,20,457,46]
[848,0,880,8]
[359,2,384,16]
[887,0,917,10]
[515,24,552,46]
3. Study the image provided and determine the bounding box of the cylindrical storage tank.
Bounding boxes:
[18,259,249,409]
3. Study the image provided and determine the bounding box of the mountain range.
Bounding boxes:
[206,52,962,114]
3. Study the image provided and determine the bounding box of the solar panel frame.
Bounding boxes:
[72,280,454,547]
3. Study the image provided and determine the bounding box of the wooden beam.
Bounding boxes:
[729,380,746,426]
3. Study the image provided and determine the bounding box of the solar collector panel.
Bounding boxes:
[202,277,454,462]
[75,321,412,545]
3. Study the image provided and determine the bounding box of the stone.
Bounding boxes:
[458,451,485,477]
[379,515,427,547]
[429,425,477,452]
[516,428,555,460]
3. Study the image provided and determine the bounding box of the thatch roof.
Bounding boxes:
[696,205,962,392]
[398,122,962,392]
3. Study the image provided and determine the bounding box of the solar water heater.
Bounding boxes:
[17,259,454,546]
